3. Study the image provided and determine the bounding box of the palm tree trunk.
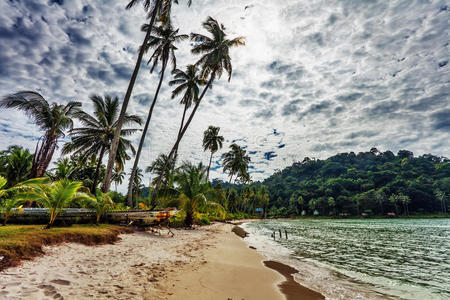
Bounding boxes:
[126,66,167,207]
[173,103,188,165]
[102,0,162,193]
[206,151,213,181]
[91,145,106,192]
[151,75,215,204]
[39,138,57,177]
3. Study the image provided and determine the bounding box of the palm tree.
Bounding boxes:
[126,24,188,206]
[0,146,33,186]
[111,168,125,192]
[174,162,209,227]
[47,157,79,181]
[222,143,251,184]
[103,0,192,193]
[151,17,245,203]
[146,154,175,186]
[0,176,50,225]
[169,65,205,163]
[16,180,94,228]
[0,91,81,178]
[63,95,142,192]
[87,190,115,224]
[202,126,224,181]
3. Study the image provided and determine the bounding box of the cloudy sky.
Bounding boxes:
[0,0,449,189]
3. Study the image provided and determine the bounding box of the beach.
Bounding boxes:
[0,223,324,299]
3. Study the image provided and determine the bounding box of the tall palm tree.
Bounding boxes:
[103,0,192,193]
[169,65,205,163]
[0,91,81,178]
[151,17,245,203]
[126,24,188,206]
[202,126,224,181]
[222,143,251,184]
[63,95,142,192]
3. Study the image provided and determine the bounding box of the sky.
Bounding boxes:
[0,0,449,190]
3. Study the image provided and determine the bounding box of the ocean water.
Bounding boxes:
[243,219,450,300]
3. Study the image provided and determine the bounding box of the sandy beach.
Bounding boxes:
[0,223,324,299]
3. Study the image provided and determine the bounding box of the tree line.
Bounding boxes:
[260,148,449,217]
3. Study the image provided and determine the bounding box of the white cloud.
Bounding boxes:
[0,0,449,192]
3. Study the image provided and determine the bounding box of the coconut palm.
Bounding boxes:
[169,65,205,163]
[146,154,175,186]
[175,162,209,227]
[126,24,188,206]
[0,176,50,225]
[0,91,82,178]
[111,168,125,192]
[47,157,79,181]
[86,190,115,224]
[16,180,94,228]
[202,126,224,181]
[151,17,245,203]
[103,0,192,193]
[0,146,33,186]
[222,143,251,184]
[63,95,142,192]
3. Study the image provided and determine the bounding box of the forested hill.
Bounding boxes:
[263,149,450,216]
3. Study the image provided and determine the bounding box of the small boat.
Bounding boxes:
[107,209,178,225]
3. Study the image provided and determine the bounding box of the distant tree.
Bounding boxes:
[202,126,224,181]
[434,189,447,214]
[222,144,251,184]
[0,91,81,177]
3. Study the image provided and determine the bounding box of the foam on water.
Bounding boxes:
[242,219,450,300]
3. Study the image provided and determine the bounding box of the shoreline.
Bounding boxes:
[0,222,325,299]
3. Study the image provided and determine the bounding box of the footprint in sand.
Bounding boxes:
[50,279,71,286]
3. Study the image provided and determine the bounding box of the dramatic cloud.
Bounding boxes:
[0,0,449,191]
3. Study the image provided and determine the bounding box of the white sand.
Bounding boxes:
[0,223,284,299]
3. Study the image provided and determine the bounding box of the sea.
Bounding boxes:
[242,218,450,300]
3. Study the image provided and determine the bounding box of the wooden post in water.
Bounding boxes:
[279,229,282,238]
[285,229,288,239]
[272,231,276,240]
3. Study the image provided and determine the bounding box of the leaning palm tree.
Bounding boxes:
[16,180,94,228]
[126,24,188,206]
[0,91,81,178]
[63,95,142,192]
[151,17,245,203]
[202,126,224,180]
[169,65,205,163]
[103,0,192,193]
[222,143,251,184]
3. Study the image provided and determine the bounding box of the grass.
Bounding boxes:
[0,224,133,271]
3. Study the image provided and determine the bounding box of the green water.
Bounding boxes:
[245,218,450,299]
